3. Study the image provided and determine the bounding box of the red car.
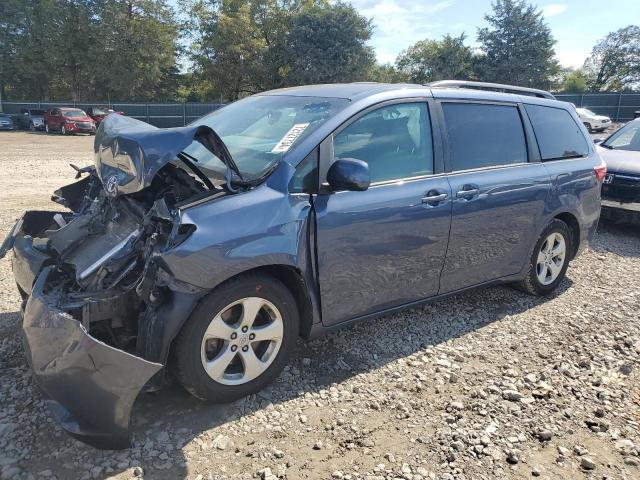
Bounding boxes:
[44,108,96,135]
[85,106,124,125]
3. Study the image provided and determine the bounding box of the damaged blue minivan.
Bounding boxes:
[1,82,604,449]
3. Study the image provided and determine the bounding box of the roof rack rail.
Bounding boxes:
[427,80,555,100]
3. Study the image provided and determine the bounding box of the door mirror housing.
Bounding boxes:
[327,158,370,192]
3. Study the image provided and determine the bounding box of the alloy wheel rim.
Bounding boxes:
[536,232,566,285]
[200,297,284,386]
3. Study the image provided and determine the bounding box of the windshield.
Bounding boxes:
[602,121,640,151]
[182,95,349,182]
[578,108,596,116]
[63,110,88,118]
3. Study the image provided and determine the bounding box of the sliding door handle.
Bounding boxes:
[422,192,448,205]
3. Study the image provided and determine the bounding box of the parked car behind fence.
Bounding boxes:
[44,108,96,135]
[15,108,45,131]
[0,113,16,131]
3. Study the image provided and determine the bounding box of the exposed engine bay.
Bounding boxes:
[22,161,211,356]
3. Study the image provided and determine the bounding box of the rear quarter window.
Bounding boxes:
[524,104,589,160]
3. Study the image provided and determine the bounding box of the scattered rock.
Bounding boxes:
[580,457,596,470]
[502,390,523,402]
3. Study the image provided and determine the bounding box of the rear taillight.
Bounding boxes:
[594,164,607,182]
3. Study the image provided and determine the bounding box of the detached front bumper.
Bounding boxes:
[22,269,162,449]
[2,213,163,449]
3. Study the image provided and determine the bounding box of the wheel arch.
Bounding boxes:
[166,264,315,363]
[246,264,315,338]
[553,211,580,259]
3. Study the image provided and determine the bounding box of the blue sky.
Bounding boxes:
[349,0,640,66]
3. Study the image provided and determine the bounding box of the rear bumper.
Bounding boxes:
[602,198,640,212]
[21,269,162,449]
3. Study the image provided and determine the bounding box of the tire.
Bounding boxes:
[173,273,299,402]
[516,219,573,296]
[583,122,592,133]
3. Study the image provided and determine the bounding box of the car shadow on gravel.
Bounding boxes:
[593,218,640,258]
[117,278,574,479]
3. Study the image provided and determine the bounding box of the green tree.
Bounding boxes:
[368,63,408,83]
[8,0,63,100]
[0,0,28,102]
[395,34,473,84]
[91,0,180,101]
[583,25,640,92]
[183,1,374,100]
[2,0,181,101]
[475,0,559,89]
[559,68,589,93]
[280,2,375,86]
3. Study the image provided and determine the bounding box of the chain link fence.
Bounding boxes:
[2,94,639,126]
[0,101,225,128]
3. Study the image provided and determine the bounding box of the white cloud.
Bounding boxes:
[555,47,591,68]
[353,0,456,63]
[541,3,568,17]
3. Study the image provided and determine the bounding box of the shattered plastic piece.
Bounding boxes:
[22,268,162,449]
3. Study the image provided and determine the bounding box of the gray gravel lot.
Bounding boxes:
[0,130,638,480]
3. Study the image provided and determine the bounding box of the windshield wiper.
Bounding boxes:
[176,152,215,190]
[194,127,246,192]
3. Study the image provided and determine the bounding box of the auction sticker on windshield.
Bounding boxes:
[271,123,310,153]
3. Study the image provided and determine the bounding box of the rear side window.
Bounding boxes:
[442,103,528,171]
[524,104,589,160]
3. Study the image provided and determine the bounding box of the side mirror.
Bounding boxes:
[593,138,603,144]
[327,158,370,192]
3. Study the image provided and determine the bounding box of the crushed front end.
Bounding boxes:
[0,116,221,449]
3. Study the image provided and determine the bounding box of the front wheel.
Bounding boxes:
[583,122,592,133]
[516,219,573,296]
[173,273,299,402]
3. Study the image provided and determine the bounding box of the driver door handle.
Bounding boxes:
[456,187,479,199]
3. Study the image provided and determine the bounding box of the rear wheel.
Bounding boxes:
[516,219,573,296]
[583,122,592,133]
[174,273,299,402]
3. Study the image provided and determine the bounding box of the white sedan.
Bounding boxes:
[576,108,611,133]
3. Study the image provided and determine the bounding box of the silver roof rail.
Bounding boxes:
[427,80,555,100]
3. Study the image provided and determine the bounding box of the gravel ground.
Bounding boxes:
[0,130,639,480]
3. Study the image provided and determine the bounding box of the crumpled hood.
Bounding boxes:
[94,114,212,196]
